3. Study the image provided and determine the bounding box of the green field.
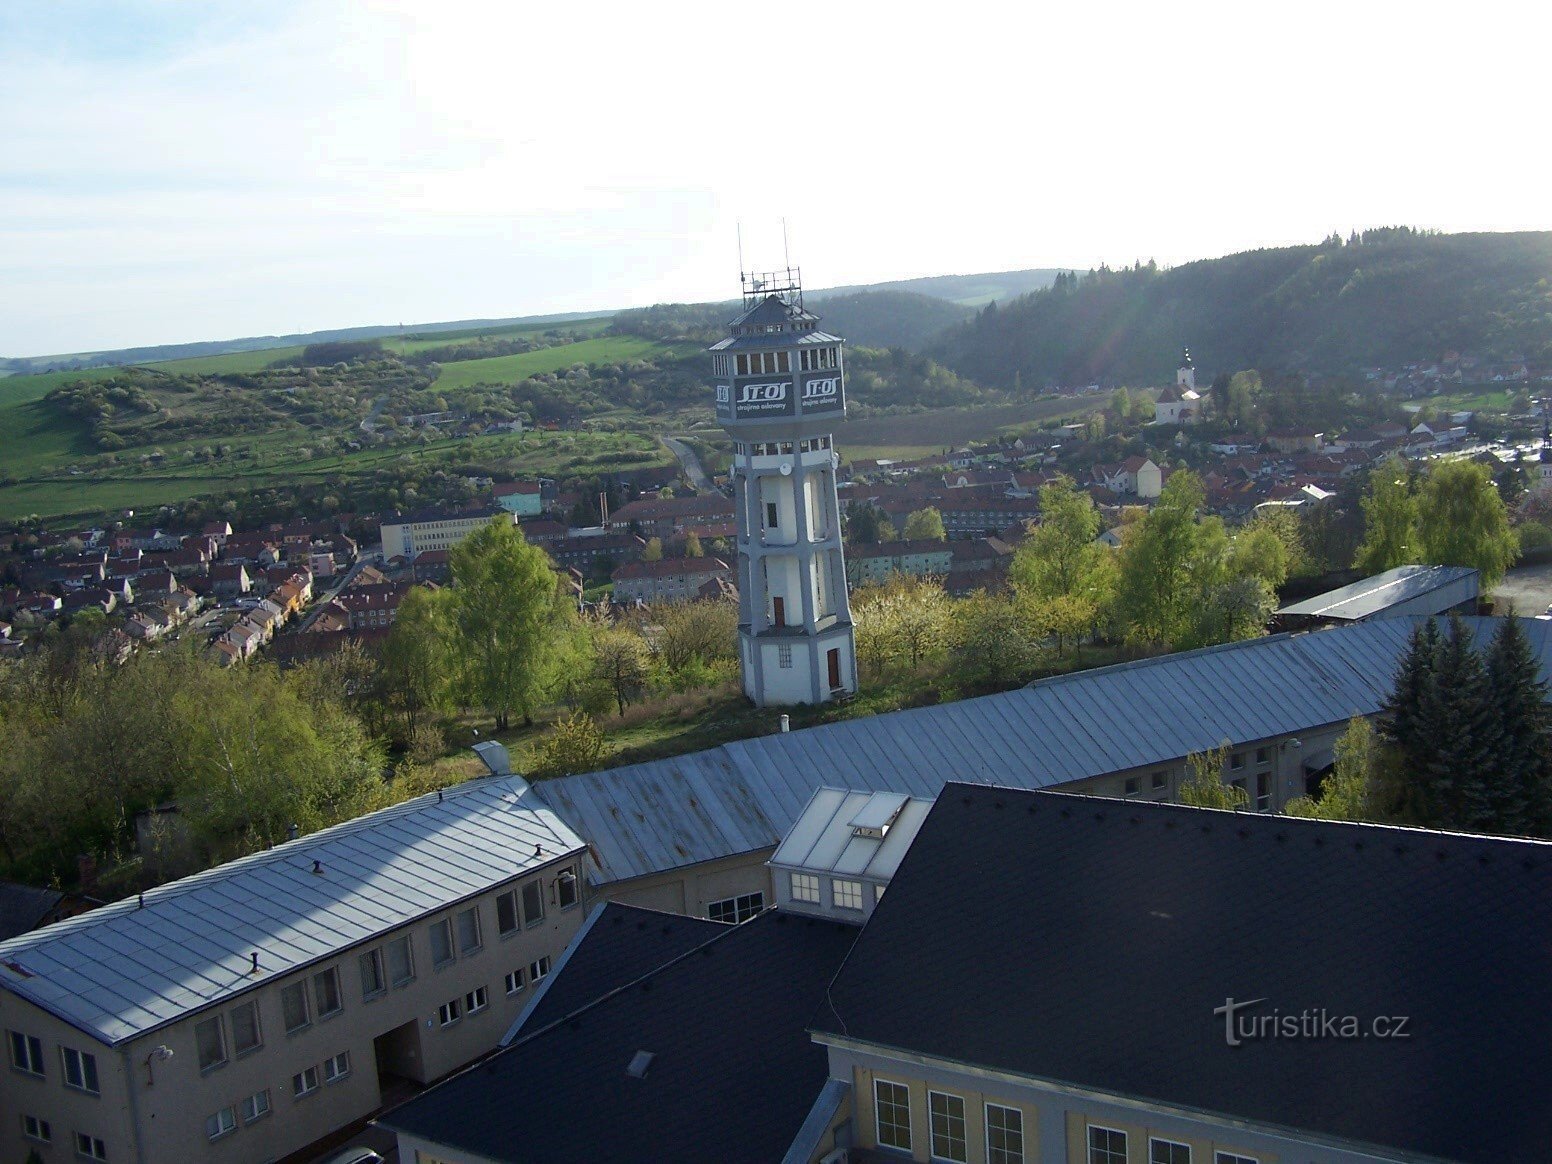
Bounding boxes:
[432,336,688,389]
[380,316,611,355]
[143,347,306,375]
[1413,388,1518,412]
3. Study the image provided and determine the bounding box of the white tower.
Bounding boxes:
[710,267,856,706]
[1177,346,1196,393]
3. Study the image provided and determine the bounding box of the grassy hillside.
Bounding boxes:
[813,268,1066,307]
[432,336,686,389]
[932,229,1552,388]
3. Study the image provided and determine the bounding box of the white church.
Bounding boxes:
[1154,347,1203,425]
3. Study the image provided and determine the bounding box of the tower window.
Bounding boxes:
[766,502,778,528]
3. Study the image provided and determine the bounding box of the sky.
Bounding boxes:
[1,0,1548,357]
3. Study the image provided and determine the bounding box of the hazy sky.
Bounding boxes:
[2,0,1547,357]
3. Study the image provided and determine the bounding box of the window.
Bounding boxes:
[777,644,793,669]
[291,1065,320,1097]
[521,880,544,927]
[528,956,551,982]
[466,986,489,1014]
[241,1089,271,1123]
[1152,770,1168,790]
[1255,746,1270,765]
[360,949,386,999]
[707,891,764,924]
[430,918,455,967]
[1124,776,1140,796]
[323,1051,351,1082]
[929,1091,968,1162]
[1231,777,1247,798]
[438,999,462,1027]
[387,936,415,986]
[832,879,864,911]
[504,968,525,995]
[557,867,579,910]
[496,889,519,935]
[61,1047,99,1094]
[75,1133,108,1160]
[766,502,778,529]
[9,1030,44,1076]
[1089,1126,1127,1164]
[1214,1155,1258,1164]
[195,1015,227,1071]
[22,1114,51,1143]
[875,1079,912,1151]
[986,1104,1023,1164]
[281,982,310,1033]
[457,907,482,954]
[1256,773,1271,811]
[790,872,820,903]
[1230,752,1245,770]
[205,1105,237,1141]
[1151,1140,1191,1164]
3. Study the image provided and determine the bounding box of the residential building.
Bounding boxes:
[611,556,732,604]
[1266,428,1324,454]
[380,505,513,561]
[0,772,587,1164]
[845,539,954,586]
[606,494,736,539]
[813,784,1552,1163]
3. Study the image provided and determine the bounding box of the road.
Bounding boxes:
[295,550,377,633]
[662,436,714,494]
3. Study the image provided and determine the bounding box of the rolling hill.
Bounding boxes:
[931,229,1552,388]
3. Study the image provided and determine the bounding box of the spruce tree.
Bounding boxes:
[1486,618,1552,835]
[1430,615,1500,831]
[1381,619,1443,823]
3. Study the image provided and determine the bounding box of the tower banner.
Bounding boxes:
[799,373,845,418]
[731,379,796,419]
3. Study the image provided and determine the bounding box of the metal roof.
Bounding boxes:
[1276,564,1480,620]
[534,617,1552,886]
[769,788,932,881]
[0,775,585,1047]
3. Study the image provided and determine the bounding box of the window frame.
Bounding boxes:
[496,889,520,936]
[985,1103,1024,1164]
[1150,1138,1192,1164]
[707,891,764,924]
[429,917,456,968]
[1214,1154,1258,1164]
[504,968,525,995]
[1087,1124,1128,1164]
[790,872,820,903]
[521,880,545,928]
[874,1077,912,1152]
[241,1089,271,1124]
[75,1132,108,1161]
[281,981,311,1034]
[437,998,463,1027]
[205,1104,238,1141]
[22,1113,52,1143]
[359,948,386,1000]
[465,985,489,1014]
[528,955,551,982]
[928,1089,968,1163]
[1151,770,1168,790]
[195,1014,228,1073]
[556,866,580,910]
[387,935,415,987]
[832,878,865,911]
[60,1046,99,1095]
[8,1030,44,1077]
[291,1064,320,1098]
[323,1050,351,1083]
[456,906,482,955]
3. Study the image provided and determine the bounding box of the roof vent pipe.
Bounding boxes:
[287,823,299,841]
[780,714,790,733]
[311,859,323,875]
[250,952,259,974]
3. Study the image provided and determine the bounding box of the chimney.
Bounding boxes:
[779,714,790,733]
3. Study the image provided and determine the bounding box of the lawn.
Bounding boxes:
[432,336,688,389]
[1412,388,1518,412]
[380,316,612,355]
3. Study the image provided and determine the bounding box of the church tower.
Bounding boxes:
[711,267,856,706]
[1177,347,1196,393]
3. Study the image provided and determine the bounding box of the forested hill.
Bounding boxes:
[930,230,1552,388]
[613,288,974,352]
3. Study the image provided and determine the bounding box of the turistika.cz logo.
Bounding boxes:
[1214,997,1411,1046]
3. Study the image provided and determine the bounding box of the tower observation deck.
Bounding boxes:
[709,268,857,705]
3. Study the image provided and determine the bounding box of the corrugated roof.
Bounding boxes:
[0,775,585,1046]
[534,617,1552,886]
[1276,564,1480,620]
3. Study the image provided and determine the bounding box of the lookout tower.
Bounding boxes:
[710,267,856,706]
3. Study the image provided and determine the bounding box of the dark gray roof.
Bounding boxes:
[730,294,818,329]
[1276,564,1480,620]
[816,785,1552,1162]
[0,882,64,943]
[534,617,1552,886]
[708,328,842,352]
[384,906,858,1164]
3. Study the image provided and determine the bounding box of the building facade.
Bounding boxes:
[0,775,587,1164]
[711,269,857,705]
[381,506,514,561]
